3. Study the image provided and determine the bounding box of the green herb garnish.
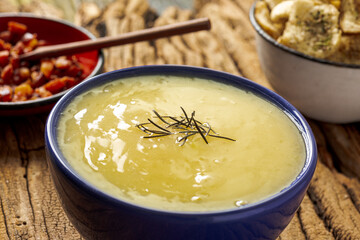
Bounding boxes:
[136,107,236,146]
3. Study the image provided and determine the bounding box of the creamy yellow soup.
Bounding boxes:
[57,75,306,212]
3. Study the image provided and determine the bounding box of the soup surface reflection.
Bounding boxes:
[57,75,305,211]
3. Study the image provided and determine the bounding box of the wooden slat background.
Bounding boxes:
[0,0,359,239]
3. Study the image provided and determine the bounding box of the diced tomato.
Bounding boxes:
[0,85,13,102]
[1,64,13,84]
[8,21,27,36]
[0,39,11,51]
[22,33,36,44]
[66,64,83,77]
[13,67,29,85]
[40,60,54,78]
[61,76,76,88]
[13,82,33,101]
[0,31,11,42]
[0,50,9,67]
[11,41,24,55]
[12,92,27,101]
[24,39,38,53]
[31,71,46,88]
[14,82,33,95]
[13,69,22,85]
[35,86,52,98]
[55,56,71,70]
[23,33,38,53]
[43,78,66,94]
[10,55,20,69]
[19,67,30,80]
[50,69,63,79]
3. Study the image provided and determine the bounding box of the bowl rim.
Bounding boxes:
[0,12,104,111]
[45,65,318,218]
[249,1,360,69]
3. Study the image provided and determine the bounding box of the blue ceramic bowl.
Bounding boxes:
[45,65,317,240]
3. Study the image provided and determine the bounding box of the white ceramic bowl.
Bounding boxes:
[249,3,360,124]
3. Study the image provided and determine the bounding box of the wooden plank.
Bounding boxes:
[308,162,360,239]
[197,0,272,89]
[320,123,360,179]
[308,120,336,170]
[101,0,150,71]
[74,2,102,28]
[20,0,64,18]
[297,194,334,240]
[155,7,240,74]
[154,7,196,65]
[278,213,306,239]
[336,172,360,214]
[0,118,37,239]
[0,116,82,239]
[0,0,19,12]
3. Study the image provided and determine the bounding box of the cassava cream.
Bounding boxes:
[57,75,305,212]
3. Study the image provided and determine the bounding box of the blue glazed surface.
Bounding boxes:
[45,65,317,240]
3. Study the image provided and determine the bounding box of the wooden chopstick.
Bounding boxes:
[20,18,211,61]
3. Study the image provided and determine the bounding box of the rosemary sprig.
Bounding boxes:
[135,107,236,146]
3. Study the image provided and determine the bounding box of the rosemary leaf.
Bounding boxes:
[193,117,208,144]
[180,106,190,124]
[208,134,236,141]
[136,107,235,146]
[143,134,172,138]
[153,110,170,125]
[147,118,171,133]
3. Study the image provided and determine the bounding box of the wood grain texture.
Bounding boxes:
[0,0,18,12]
[320,123,360,178]
[0,116,82,239]
[308,162,360,239]
[154,7,203,66]
[21,0,64,18]
[0,0,359,239]
[197,0,272,89]
[298,194,334,240]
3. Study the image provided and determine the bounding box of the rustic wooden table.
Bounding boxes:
[1,0,360,239]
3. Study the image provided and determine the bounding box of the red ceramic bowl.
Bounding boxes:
[0,13,103,116]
